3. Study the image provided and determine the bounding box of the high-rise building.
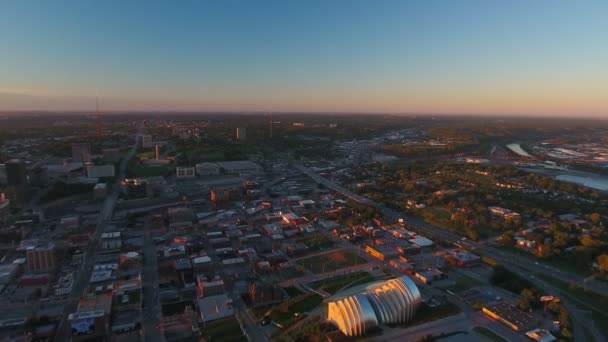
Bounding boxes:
[71,143,91,163]
[5,159,28,206]
[26,244,56,272]
[236,127,246,141]
[0,164,7,185]
[5,159,26,186]
[140,135,153,148]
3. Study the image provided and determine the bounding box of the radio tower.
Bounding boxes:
[95,97,104,139]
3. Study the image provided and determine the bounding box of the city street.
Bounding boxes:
[55,123,143,340]
[142,217,164,342]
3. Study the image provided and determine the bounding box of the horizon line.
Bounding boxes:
[0,110,607,120]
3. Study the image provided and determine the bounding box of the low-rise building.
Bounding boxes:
[216,161,262,176]
[197,276,225,297]
[195,162,220,176]
[176,167,195,178]
[489,206,521,220]
[101,232,122,250]
[102,148,121,162]
[365,245,400,261]
[525,328,556,342]
[445,249,480,267]
[482,302,536,332]
[93,183,107,200]
[414,269,444,284]
[87,164,115,178]
[198,294,234,323]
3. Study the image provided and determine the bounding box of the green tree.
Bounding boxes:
[597,254,608,273]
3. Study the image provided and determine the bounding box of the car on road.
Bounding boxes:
[260,315,271,326]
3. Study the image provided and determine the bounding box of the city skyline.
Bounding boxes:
[1,1,608,117]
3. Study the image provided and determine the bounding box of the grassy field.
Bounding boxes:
[395,302,462,329]
[311,272,374,295]
[447,271,484,292]
[201,317,247,342]
[296,235,335,254]
[297,249,367,274]
[250,293,324,328]
[272,294,324,327]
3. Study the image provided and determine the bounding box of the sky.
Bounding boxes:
[1,0,607,117]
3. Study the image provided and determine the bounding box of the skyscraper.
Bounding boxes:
[5,159,27,186]
[5,159,27,206]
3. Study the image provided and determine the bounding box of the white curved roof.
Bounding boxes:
[326,276,421,336]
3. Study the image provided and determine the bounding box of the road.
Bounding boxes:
[142,217,164,342]
[294,162,607,341]
[56,124,142,340]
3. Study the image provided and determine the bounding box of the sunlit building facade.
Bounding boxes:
[326,276,421,336]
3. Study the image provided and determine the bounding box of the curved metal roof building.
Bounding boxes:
[326,276,422,336]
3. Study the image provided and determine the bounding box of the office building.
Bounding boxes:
[5,159,26,186]
[71,143,91,163]
[101,232,122,250]
[176,167,195,178]
[93,183,107,200]
[122,178,153,199]
[86,164,115,178]
[236,127,246,141]
[326,276,421,337]
[0,164,6,185]
[26,244,56,272]
[195,162,220,176]
[216,161,262,175]
[140,135,153,148]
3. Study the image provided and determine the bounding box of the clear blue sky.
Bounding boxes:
[1,0,607,116]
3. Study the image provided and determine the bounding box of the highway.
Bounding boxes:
[294,162,607,341]
[294,162,608,294]
[56,124,142,340]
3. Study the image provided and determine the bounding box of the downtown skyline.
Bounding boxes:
[1,0,608,117]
